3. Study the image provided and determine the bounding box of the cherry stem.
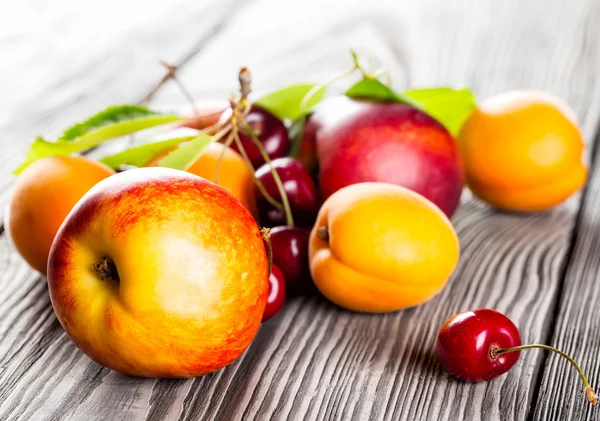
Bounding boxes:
[230,67,294,226]
[492,344,597,405]
[232,132,283,210]
[299,65,357,112]
[239,67,252,103]
[349,49,392,86]
[215,126,237,185]
[260,227,272,275]
[140,62,177,105]
[240,118,294,226]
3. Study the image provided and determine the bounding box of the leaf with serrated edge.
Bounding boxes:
[15,113,182,174]
[99,136,195,169]
[256,83,325,121]
[158,134,213,171]
[61,105,164,141]
[404,87,476,137]
[345,79,421,108]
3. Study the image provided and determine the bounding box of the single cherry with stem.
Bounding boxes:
[223,106,290,168]
[436,308,597,405]
[255,157,319,228]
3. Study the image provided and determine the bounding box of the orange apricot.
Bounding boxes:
[7,156,115,274]
[309,182,460,313]
[145,143,258,218]
[458,90,587,211]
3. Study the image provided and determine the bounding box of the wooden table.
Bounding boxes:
[2,0,600,419]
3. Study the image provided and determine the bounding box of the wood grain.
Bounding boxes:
[532,129,600,418]
[1,0,600,420]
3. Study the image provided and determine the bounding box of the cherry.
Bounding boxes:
[221,105,289,168]
[255,158,319,228]
[437,308,597,405]
[269,226,314,296]
[262,265,286,322]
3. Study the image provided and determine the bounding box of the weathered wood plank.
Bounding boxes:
[1,0,600,420]
[533,119,600,416]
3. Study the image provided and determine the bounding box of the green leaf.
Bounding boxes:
[288,115,307,158]
[255,83,326,121]
[60,105,172,141]
[99,136,195,169]
[404,87,476,137]
[159,134,213,170]
[15,109,182,174]
[345,78,421,108]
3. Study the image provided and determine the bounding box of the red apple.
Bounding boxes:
[48,168,269,377]
[307,96,464,217]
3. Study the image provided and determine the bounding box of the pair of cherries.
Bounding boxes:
[437,308,597,405]
[221,106,318,322]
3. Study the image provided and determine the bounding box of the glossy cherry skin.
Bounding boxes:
[262,265,286,322]
[255,158,319,228]
[221,105,289,168]
[269,226,314,296]
[436,308,522,382]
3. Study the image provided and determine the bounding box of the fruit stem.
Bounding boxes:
[316,226,329,243]
[240,118,295,227]
[92,257,120,282]
[139,60,178,105]
[239,67,252,104]
[232,132,283,210]
[215,126,237,185]
[260,227,272,275]
[299,65,357,112]
[492,344,597,405]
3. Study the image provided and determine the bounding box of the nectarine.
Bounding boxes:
[7,155,115,274]
[309,182,459,312]
[48,168,268,377]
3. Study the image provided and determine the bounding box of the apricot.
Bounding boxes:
[458,90,587,211]
[309,182,459,313]
[145,142,258,218]
[7,156,115,274]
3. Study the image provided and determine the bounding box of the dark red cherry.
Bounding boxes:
[437,308,597,405]
[262,265,286,322]
[255,158,319,228]
[221,105,289,168]
[436,308,521,382]
[269,226,314,296]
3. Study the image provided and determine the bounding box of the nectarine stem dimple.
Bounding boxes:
[316,227,329,244]
[492,344,597,405]
[93,257,120,282]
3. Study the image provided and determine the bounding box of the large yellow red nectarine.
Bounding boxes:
[48,168,268,377]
